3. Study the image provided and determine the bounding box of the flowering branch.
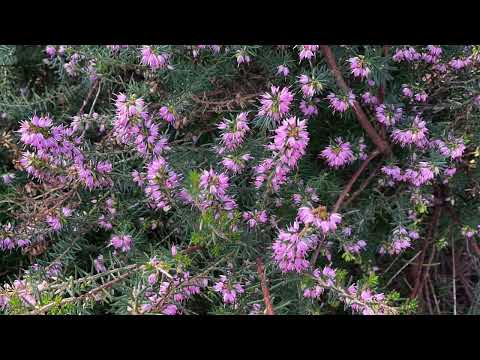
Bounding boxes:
[310,149,381,266]
[320,45,392,155]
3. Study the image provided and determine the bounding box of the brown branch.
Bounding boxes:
[332,149,381,213]
[311,149,381,266]
[320,45,391,155]
[256,257,275,315]
[77,79,100,116]
[343,162,382,207]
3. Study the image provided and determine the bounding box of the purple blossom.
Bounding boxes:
[213,275,245,305]
[348,56,370,79]
[46,215,61,231]
[94,255,107,273]
[277,65,289,77]
[375,104,403,127]
[257,86,294,121]
[140,46,169,71]
[297,206,342,234]
[110,234,133,253]
[326,92,355,113]
[298,45,319,62]
[320,138,355,169]
[272,221,314,273]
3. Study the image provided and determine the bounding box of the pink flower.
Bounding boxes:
[222,153,252,174]
[94,255,107,273]
[348,56,370,79]
[299,99,319,117]
[159,106,176,123]
[362,92,379,107]
[2,173,15,184]
[140,46,169,71]
[297,206,342,233]
[320,137,354,168]
[326,92,355,113]
[217,112,250,151]
[272,222,314,273]
[391,115,429,148]
[298,45,319,62]
[243,210,268,228]
[45,46,56,58]
[162,304,177,315]
[213,275,244,304]
[277,65,289,77]
[200,169,229,198]
[375,104,403,127]
[402,86,413,98]
[46,215,61,231]
[110,234,133,253]
[235,50,251,65]
[270,116,309,168]
[257,86,294,121]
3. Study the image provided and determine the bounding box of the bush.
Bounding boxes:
[0,45,479,315]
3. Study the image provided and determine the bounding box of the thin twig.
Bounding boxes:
[333,149,381,213]
[256,258,275,315]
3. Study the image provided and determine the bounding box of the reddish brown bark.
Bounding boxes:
[256,258,275,315]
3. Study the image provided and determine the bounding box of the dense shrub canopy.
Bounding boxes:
[1,45,480,315]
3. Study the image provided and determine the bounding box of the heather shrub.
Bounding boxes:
[1,45,479,315]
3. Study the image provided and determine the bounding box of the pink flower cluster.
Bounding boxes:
[18,114,111,189]
[113,93,170,157]
[197,169,237,214]
[257,86,294,121]
[345,284,387,315]
[450,57,472,70]
[361,91,379,108]
[142,263,208,315]
[0,223,30,251]
[432,137,466,160]
[140,46,170,71]
[303,266,336,299]
[379,227,419,255]
[402,86,428,103]
[242,210,268,228]
[255,117,309,191]
[159,105,176,124]
[213,275,245,304]
[299,74,323,98]
[110,234,133,253]
[348,56,370,79]
[382,162,436,187]
[320,137,355,169]
[98,198,116,230]
[235,49,251,66]
[144,156,181,212]
[393,47,421,62]
[272,221,316,273]
[297,206,342,234]
[326,92,355,113]
[375,104,403,127]
[298,45,319,62]
[299,98,319,117]
[217,112,250,152]
[391,115,429,148]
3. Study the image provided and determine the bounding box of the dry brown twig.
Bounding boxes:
[256,257,275,315]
